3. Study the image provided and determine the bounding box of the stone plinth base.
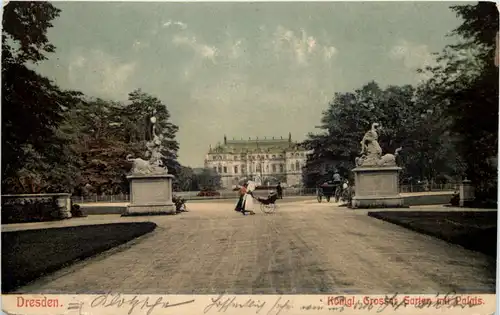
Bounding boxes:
[351,166,404,209]
[123,174,175,216]
[459,179,475,207]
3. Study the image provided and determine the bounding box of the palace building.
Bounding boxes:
[204,133,311,188]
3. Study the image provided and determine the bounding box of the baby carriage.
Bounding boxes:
[257,191,278,214]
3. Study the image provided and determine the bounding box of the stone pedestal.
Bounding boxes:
[56,194,73,218]
[124,174,175,216]
[351,166,404,208]
[459,179,475,207]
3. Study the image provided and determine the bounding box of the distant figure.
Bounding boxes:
[342,180,349,190]
[332,170,342,203]
[234,183,247,212]
[276,182,283,199]
[332,170,342,184]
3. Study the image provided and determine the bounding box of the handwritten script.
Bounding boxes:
[91,294,195,315]
[203,294,292,315]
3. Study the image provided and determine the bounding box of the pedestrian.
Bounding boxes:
[234,183,247,212]
[332,170,342,203]
[241,181,256,215]
[276,182,283,199]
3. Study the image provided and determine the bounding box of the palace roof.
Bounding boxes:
[208,134,304,154]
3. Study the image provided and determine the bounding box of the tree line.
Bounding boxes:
[1,1,219,195]
[302,2,498,203]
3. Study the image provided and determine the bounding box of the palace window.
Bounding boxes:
[272,164,276,173]
[291,163,294,171]
[223,166,227,173]
[234,166,238,174]
[218,166,222,173]
[295,161,300,171]
[279,164,284,173]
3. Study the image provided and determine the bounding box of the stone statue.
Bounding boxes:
[126,154,159,175]
[377,147,403,166]
[357,123,383,166]
[126,115,169,175]
[355,123,402,167]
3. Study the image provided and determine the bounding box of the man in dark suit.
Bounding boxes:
[276,182,283,199]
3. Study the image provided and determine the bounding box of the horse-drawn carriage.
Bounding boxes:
[316,182,341,203]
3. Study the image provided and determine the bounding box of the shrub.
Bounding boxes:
[1,197,63,224]
[197,190,220,197]
[70,203,87,217]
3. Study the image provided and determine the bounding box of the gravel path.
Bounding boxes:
[13,200,496,294]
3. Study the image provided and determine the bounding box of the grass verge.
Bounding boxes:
[2,222,156,292]
[368,211,497,258]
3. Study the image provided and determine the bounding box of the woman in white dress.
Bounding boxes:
[242,181,256,215]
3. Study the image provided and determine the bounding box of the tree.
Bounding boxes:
[195,168,221,190]
[122,89,181,177]
[65,90,182,195]
[303,82,404,185]
[302,81,463,188]
[175,166,199,191]
[2,1,61,65]
[2,1,84,193]
[62,98,138,195]
[422,2,498,198]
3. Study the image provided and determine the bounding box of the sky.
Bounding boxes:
[34,1,469,167]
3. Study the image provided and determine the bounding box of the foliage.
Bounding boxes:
[2,1,84,193]
[195,168,222,190]
[175,166,199,191]
[2,1,60,65]
[1,197,63,224]
[302,82,463,188]
[422,2,498,198]
[174,166,223,192]
[124,89,181,177]
[63,91,181,195]
[303,3,497,194]
[61,99,131,194]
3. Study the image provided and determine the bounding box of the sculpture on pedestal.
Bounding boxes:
[126,115,169,175]
[355,122,402,167]
[351,122,405,209]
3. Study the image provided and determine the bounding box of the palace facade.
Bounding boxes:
[204,133,311,188]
